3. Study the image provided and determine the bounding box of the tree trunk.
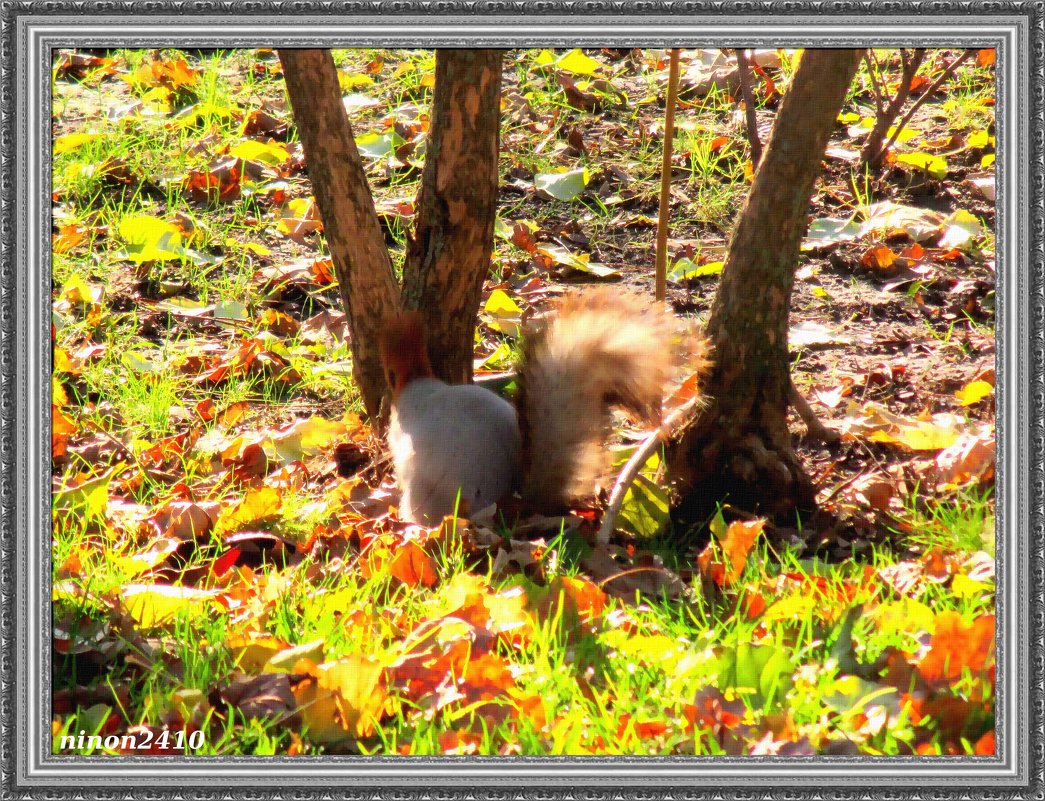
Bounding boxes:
[278,49,400,418]
[401,50,504,385]
[669,49,862,523]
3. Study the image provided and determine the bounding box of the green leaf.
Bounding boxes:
[53,463,125,519]
[121,350,161,373]
[617,452,670,538]
[667,258,724,283]
[895,152,948,179]
[534,167,589,201]
[537,243,619,278]
[802,217,861,250]
[229,139,290,166]
[718,644,793,706]
[355,131,403,159]
[264,639,327,672]
[214,300,249,321]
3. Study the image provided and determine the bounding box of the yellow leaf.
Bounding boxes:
[763,593,817,622]
[868,422,960,451]
[555,49,602,76]
[956,380,993,406]
[52,377,69,408]
[112,537,181,578]
[228,634,290,673]
[292,656,388,742]
[952,573,990,600]
[264,639,326,673]
[118,215,184,263]
[229,140,290,166]
[217,486,282,533]
[121,584,222,628]
[54,133,101,155]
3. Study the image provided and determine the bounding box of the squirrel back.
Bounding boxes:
[516,288,691,510]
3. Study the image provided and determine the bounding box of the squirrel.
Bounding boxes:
[378,288,700,526]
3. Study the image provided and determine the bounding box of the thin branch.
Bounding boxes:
[655,48,681,302]
[861,48,926,169]
[735,48,763,166]
[597,396,699,545]
[863,49,885,117]
[880,49,975,157]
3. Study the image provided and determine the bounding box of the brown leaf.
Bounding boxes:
[184,159,241,204]
[219,672,297,722]
[388,541,439,589]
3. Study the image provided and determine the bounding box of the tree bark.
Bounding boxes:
[278,49,400,418]
[401,50,504,385]
[669,49,862,523]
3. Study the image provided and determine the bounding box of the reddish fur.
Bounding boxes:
[378,311,434,398]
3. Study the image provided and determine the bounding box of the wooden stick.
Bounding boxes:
[655,48,681,302]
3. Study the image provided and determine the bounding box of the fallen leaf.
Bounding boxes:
[698,518,765,587]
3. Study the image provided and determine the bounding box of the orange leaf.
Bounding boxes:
[976,49,995,68]
[309,258,337,286]
[53,224,87,254]
[537,575,607,627]
[918,612,995,688]
[861,245,897,271]
[388,541,438,588]
[974,729,995,755]
[698,518,765,587]
[908,74,930,93]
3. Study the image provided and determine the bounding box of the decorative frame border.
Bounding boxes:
[2,2,1040,798]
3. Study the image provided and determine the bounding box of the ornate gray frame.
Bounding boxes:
[2,2,1040,798]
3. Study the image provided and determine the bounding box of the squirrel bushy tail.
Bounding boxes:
[517,288,698,510]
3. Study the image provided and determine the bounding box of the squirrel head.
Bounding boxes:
[378,310,434,398]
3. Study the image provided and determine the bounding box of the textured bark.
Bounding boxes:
[670,49,862,522]
[278,49,400,418]
[401,50,503,385]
